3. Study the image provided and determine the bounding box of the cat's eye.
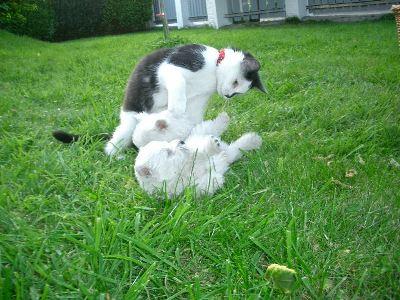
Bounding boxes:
[178,140,185,145]
[233,80,239,88]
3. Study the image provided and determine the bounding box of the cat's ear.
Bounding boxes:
[252,72,267,93]
[155,119,168,130]
[241,58,266,93]
[136,165,152,177]
[241,57,260,73]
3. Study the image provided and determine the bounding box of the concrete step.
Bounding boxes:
[303,10,392,22]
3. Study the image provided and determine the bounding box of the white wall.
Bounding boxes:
[175,0,192,28]
[285,0,308,19]
[206,0,232,29]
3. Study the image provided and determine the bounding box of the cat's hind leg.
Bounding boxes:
[190,112,230,136]
[225,133,262,164]
[105,110,138,157]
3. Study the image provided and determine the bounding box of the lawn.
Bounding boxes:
[0,19,399,298]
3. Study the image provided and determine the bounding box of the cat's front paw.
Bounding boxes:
[236,133,262,151]
[105,142,125,159]
[105,142,118,156]
[213,112,230,135]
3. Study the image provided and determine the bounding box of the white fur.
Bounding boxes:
[216,49,252,98]
[105,46,254,156]
[105,110,138,156]
[132,110,195,148]
[132,111,229,148]
[134,113,261,197]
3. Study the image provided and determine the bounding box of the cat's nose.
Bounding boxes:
[225,93,238,99]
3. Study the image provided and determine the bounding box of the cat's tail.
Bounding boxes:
[52,130,111,144]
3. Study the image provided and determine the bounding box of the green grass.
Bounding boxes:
[0,19,399,298]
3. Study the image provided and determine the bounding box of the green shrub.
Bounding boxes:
[24,0,55,41]
[285,16,301,24]
[0,0,37,34]
[51,0,106,41]
[0,0,153,41]
[150,35,191,49]
[102,0,153,34]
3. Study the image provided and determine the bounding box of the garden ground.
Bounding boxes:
[0,19,399,298]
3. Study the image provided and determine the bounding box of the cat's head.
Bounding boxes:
[133,111,193,148]
[134,139,189,182]
[216,48,266,99]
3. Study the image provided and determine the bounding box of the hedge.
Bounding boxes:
[0,0,153,41]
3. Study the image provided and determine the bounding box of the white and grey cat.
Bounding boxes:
[105,44,265,156]
[52,45,265,153]
[134,112,262,197]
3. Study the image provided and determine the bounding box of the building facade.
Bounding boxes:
[153,0,399,29]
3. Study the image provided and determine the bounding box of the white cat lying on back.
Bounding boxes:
[132,110,229,147]
[133,112,262,197]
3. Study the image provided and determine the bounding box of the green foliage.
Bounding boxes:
[285,16,301,24]
[378,13,395,21]
[0,20,399,298]
[0,0,37,33]
[0,0,152,41]
[102,0,153,34]
[51,0,106,41]
[24,0,55,41]
[150,35,191,49]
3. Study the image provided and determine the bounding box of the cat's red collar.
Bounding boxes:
[216,49,225,66]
